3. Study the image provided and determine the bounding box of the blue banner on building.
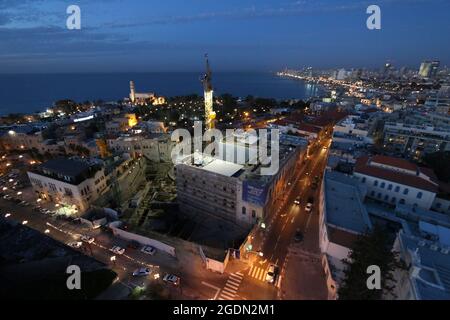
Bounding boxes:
[243,181,268,206]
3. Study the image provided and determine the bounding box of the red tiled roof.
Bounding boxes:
[309,110,348,127]
[354,156,439,193]
[273,119,290,126]
[297,123,322,134]
[370,155,418,172]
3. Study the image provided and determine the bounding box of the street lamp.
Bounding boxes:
[44,229,50,234]
[154,273,160,280]
[22,220,28,225]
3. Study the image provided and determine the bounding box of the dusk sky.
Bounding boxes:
[1,0,449,73]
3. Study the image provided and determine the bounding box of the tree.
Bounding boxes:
[338,226,403,300]
[422,151,450,183]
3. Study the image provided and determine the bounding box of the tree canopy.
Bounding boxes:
[338,226,403,300]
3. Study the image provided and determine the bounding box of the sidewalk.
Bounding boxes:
[280,244,328,300]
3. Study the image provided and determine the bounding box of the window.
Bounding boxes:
[384,195,389,201]
[417,192,423,199]
[242,207,246,215]
[371,191,375,197]
[252,210,256,218]
[361,177,366,183]
[400,199,406,205]
[403,188,409,195]
[377,193,382,199]
[380,182,386,189]
[388,184,393,191]
[374,180,379,187]
[391,197,396,203]
[395,186,400,192]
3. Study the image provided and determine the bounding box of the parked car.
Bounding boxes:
[127,240,140,250]
[265,264,279,284]
[80,235,95,244]
[132,268,151,277]
[163,274,180,286]
[67,241,83,249]
[294,230,304,242]
[141,245,156,255]
[110,246,125,255]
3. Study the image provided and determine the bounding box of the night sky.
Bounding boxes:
[1,0,449,73]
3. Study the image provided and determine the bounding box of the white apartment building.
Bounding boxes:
[353,155,439,210]
[333,115,373,144]
[319,171,372,299]
[384,122,450,158]
[107,133,175,162]
[176,133,307,227]
[27,159,108,213]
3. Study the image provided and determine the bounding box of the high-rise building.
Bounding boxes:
[419,61,440,78]
[129,81,136,103]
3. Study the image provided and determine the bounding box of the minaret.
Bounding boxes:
[130,80,136,103]
[201,54,216,130]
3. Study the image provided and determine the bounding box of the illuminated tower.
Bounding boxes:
[130,80,136,103]
[201,54,216,130]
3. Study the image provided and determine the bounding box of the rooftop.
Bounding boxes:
[324,170,372,234]
[355,156,439,193]
[30,158,102,185]
[399,231,450,300]
[39,158,92,177]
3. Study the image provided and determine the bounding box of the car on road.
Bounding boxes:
[294,197,301,205]
[67,241,83,249]
[133,267,151,277]
[80,235,95,244]
[305,197,314,212]
[265,264,279,284]
[141,245,156,255]
[163,274,180,286]
[127,240,141,250]
[110,246,125,255]
[294,230,304,242]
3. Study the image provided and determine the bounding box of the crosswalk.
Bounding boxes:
[247,265,267,282]
[218,272,244,300]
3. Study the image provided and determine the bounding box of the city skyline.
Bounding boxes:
[1,0,450,73]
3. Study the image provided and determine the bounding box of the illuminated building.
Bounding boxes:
[129,80,166,106]
[130,81,136,103]
[175,133,308,227]
[419,61,440,78]
[201,54,216,130]
[27,159,108,213]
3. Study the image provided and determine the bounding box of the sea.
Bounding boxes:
[0,72,323,116]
